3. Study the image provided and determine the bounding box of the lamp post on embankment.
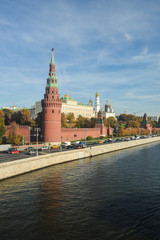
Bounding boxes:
[34,128,41,156]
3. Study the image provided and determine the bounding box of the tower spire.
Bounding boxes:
[51,48,55,64]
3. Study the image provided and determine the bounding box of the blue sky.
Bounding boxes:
[0,0,160,116]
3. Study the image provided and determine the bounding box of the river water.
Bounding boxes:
[1,143,160,240]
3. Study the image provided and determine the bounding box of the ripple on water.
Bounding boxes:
[0,143,160,240]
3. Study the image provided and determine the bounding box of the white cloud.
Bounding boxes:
[124,33,132,41]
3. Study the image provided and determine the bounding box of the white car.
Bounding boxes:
[41,146,49,150]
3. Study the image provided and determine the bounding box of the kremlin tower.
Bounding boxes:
[105,100,110,113]
[95,91,100,114]
[41,49,62,144]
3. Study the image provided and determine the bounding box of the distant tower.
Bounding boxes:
[89,100,93,106]
[158,117,160,127]
[95,91,100,113]
[141,113,150,129]
[41,49,62,144]
[95,110,108,136]
[105,100,110,113]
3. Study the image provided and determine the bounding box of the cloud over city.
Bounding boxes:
[0,0,160,115]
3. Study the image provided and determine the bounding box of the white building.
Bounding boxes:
[30,94,95,119]
[61,93,95,119]
[102,100,116,119]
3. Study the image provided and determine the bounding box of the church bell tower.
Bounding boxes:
[41,49,62,144]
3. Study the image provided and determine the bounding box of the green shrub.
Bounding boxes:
[86,136,93,140]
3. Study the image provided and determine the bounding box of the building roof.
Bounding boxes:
[61,93,75,102]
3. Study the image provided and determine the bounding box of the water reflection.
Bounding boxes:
[0,143,160,239]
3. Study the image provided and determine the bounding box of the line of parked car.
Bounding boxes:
[6,134,159,155]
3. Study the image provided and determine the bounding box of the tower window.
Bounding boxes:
[52,110,54,113]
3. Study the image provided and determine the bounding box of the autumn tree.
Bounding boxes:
[61,113,67,128]
[20,109,31,125]
[66,113,75,123]
[2,108,14,125]
[0,110,6,144]
[127,120,140,128]
[87,117,96,128]
[152,128,158,135]
[104,117,117,128]
[11,109,31,125]
[75,115,88,128]
[35,112,43,129]
[7,122,23,145]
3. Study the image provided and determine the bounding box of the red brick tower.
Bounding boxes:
[141,113,152,134]
[41,49,62,144]
[95,110,107,136]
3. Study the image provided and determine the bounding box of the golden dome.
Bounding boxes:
[96,92,99,97]
[64,92,69,98]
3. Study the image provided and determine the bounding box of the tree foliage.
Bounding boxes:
[35,112,43,129]
[2,109,14,125]
[75,115,96,128]
[0,110,6,144]
[61,113,67,128]
[7,122,23,145]
[103,117,117,128]
[11,109,31,125]
[66,113,75,123]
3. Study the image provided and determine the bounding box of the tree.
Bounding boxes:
[35,112,43,129]
[104,117,117,128]
[2,108,14,125]
[19,109,31,125]
[7,122,23,145]
[152,128,158,135]
[119,128,126,137]
[75,115,87,128]
[127,120,140,128]
[11,109,31,125]
[61,113,67,128]
[66,113,75,123]
[88,117,96,128]
[0,111,6,144]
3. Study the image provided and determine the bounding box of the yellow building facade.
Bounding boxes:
[61,93,95,119]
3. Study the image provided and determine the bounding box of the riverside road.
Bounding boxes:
[0,135,159,164]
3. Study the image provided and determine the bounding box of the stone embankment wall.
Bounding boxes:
[0,137,160,181]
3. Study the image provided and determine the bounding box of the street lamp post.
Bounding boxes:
[34,128,41,156]
[29,127,32,146]
[85,128,86,146]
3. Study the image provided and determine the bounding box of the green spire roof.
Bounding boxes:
[51,48,55,64]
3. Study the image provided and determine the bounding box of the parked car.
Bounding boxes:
[7,148,19,154]
[74,144,85,149]
[51,145,59,149]
[41,146,49,150]
[26,149,36,155]
[61,144,67,149]
[66,144,76,149]
[25,147,35,151]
